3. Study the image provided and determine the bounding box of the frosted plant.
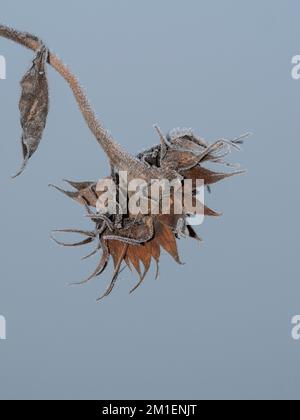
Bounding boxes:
[0,25,249,300]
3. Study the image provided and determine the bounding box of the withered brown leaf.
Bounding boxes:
[13,45,49,178]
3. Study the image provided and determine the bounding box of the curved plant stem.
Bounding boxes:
[0,24,147,175]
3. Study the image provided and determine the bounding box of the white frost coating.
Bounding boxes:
[168,127,194,141]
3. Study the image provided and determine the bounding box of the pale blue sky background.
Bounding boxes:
[0,0,300,400]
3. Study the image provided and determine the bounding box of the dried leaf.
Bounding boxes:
[155,221,182,264]
[63,179,94,190]
[149,239,160,262]
[49,181,99,207]
[126,246,142,278]
[135,243,152,274]
[108,239,127,268]
[69,247,109,286]
[97,244,128,301]
[162,148,202,171]
[186,225,202,241]
[183,166,244,187]
[13,46,49,178]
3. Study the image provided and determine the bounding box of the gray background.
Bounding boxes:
[0,0,299,400]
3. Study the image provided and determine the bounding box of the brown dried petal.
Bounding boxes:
[13,45,49,178]
[49,181,99,207]
[183,166,244,187]
[155,221,182,264]
[126,246,142,278]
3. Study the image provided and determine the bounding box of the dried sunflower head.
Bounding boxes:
[51,129,248,300]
